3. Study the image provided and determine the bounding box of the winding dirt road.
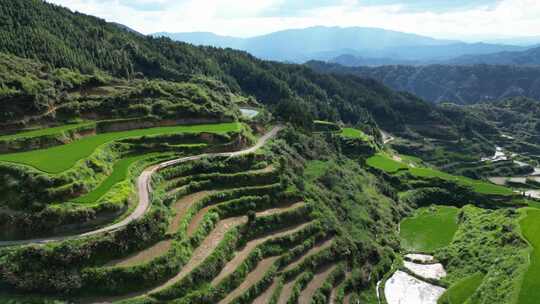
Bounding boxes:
[0,126,282,247]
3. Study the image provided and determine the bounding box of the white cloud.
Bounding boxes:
[45,0,540,40]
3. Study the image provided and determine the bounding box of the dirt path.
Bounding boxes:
[329,271,351,304]
[168,191,214,234]
[284,238,334,272]
[0,126,283,247]
[298,263,337,304]
[107,240,172,267]
[211,215,309,286]
[344,293,351,304]
[187,205,214,237]
[277,276,298,304]
[252,279,279,304]
[217,256,279,304]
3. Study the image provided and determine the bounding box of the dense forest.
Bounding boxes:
[308,61,540,105]
[0,0,473,138]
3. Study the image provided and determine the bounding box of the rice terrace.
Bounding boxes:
[1,1,540,304]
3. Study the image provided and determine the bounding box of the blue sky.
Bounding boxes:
[47,0,540,40]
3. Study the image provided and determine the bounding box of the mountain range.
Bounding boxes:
[308,61,540,104]
[155,26,531,64]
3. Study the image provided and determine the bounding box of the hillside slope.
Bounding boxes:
[447,46,540,65]
[308,61,540,104]
[0,0,469,138]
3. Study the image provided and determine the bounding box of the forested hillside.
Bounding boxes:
[1,1,540,304]
[0,0,471,138]
[308,61,540,104]
[447,46,540,65]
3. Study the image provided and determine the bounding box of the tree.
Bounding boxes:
[247,210,256,225]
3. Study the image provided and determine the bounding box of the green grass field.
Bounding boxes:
[0,121,94,140]
[366,154,513,196]
[71,153,158,204]
[366,154,408,173]
[0,122,241,173]
[400,206,459,252]
[340,128,370,141]
[438,273,485,304]
[409,167,513,196]
[517,208,540,304]
[400,154,423,165]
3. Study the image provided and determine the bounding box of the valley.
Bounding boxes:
[1,1,540,304]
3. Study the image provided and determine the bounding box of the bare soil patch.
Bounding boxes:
[298,264,337,304]
[217,256,279,304]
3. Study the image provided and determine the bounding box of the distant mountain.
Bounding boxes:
[307,61,540,105]
[330,54,420,67]
[155,26,528,64]
[486,36,540,46]
[446,46,540,65]
[153,31,244,49]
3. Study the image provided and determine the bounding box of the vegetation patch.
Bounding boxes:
[340,128,370,141]
[313,120,340,132]
[71,153,160,204]
[366,153,513,196]
[366,154,408,173]
[409,167,513,196]
[0,121,95,141]
[517,208,540,304]
[436,206,528,304]
[0,122,241,173]
[438,272,485,304]
[400,206,459,252]
[304,160,332,182]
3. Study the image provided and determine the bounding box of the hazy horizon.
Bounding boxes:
[46,0,540,43]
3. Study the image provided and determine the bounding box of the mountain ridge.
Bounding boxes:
[155,26,528,64]
[307,61,540,104]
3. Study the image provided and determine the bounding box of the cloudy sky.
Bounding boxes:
[46,0,540,40]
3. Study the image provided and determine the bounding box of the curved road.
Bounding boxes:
[0,126,283,247]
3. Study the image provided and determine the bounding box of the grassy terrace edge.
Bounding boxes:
[366,153,513,196]
[0,122,241,174]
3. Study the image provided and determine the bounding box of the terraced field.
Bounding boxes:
[22,125,353,304]
[438,272,485,304]
[0,122,240,173]
[517,208,540,304]
[0,121,95,141]
[400,206,459,252]
[366,153,513,196]
[0,123,383,303]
